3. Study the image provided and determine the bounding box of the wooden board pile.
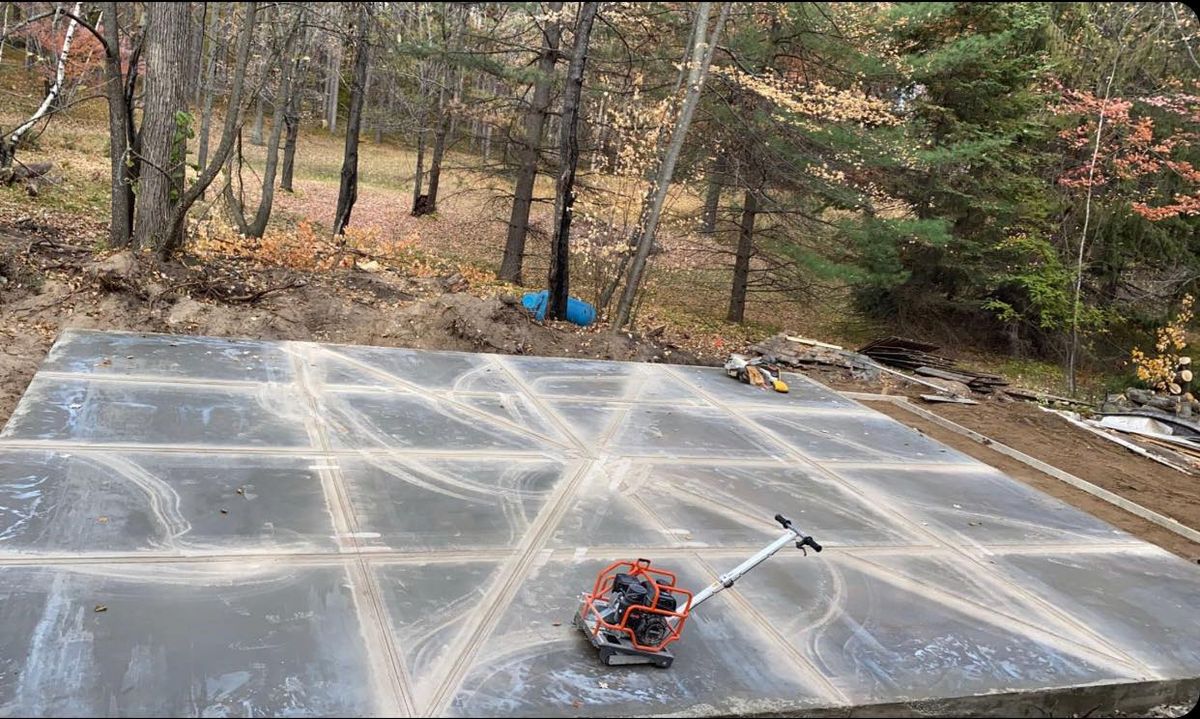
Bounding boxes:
[857,336,1009,392]
[748,334,879,375]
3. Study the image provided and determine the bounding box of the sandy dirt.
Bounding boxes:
[866,400,1200,562]
[808,366,1200,563]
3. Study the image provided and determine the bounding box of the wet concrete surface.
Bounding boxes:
[0,329,1197,716]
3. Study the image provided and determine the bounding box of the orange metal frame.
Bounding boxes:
[579,559,694,654]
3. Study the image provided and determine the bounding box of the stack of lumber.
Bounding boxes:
[858,336,1009,392]
[749,334,878,374]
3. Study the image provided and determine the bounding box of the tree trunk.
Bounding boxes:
[227,16,299,237]
[251,94,265,145]
[590,91,607,171]
[280,18,308,193]
[189,2,206,106]
[280,110,299,191]
[702,152,726,234]
[158,1,258,258]
[727,188,757,323]
[0,3,9,66]
[101,1,131,248]
[132,1,191,252]
[1,1,82,171]
[548,2,600,320]
[411,130,426,213]
[422,7,468,216]
[425,107,448,214]
[498,0,563,284]
[613,2,730,330]
[196,2,223,198]
[332,5,370,235]
[325,34,340,133]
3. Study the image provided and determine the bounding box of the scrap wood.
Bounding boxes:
[1136,434,1200,462]
[784,335,844,350]
[749,333,872,371]
[1097,414,1200,445]
[859,336,1008,391]
[1004,386,1094,409]
[919,393,979,405]
[870,361,962,393]
[1046,408,1195,476]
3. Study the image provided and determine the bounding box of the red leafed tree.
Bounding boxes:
[1052,84,1200,221]
[20,11,107,85]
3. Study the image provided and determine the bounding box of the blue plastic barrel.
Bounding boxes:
[521,290,597,327]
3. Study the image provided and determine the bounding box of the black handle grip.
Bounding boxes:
[778,513,822,553]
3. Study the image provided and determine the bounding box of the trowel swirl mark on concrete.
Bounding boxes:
[79,452,191,548]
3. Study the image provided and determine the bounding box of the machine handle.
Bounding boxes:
[775,514,822,553]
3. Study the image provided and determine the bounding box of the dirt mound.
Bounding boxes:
[382,292,691,362]
[0,231,702,427]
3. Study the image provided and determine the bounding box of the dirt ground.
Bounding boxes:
[810,367,1200,563]
[0,225,700,428]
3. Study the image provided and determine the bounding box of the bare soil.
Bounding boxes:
[867,400,1200,562]
[809,365,1200,563]
[0,226,699,428]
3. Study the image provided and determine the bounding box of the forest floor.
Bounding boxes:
[1,59,1196,566]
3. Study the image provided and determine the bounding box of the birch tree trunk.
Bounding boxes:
[499,0,563,284]
[1066,16,1132,394]
[333,4,370,235]
[612,2,730,330]
[1,1,82,172]
[548,2,599,320]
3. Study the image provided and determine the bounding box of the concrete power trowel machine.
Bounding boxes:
[573,513,821,668]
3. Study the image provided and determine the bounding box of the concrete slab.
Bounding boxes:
[0,328,1197,717]
[0,561,382,716]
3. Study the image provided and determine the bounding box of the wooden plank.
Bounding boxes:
[783,335,844,350]
[913,366,977,384]
[877,398,1200,545]
[864,361,957,393]
[920,393,979,405]
[1054,410,1195,476]
[1004,387,1093,408]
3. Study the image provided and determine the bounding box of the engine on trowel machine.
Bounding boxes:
[604,571,679,647]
